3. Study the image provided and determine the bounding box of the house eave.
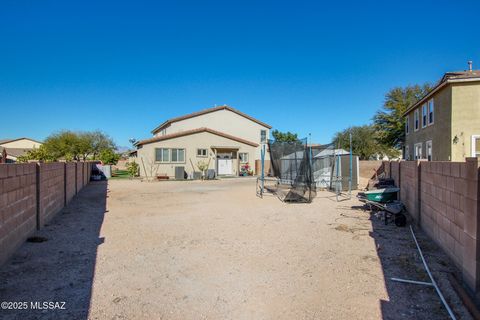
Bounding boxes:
[137,127,259,148]
[403,78,480,116]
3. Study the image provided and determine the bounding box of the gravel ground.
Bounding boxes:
[0,178,473,319]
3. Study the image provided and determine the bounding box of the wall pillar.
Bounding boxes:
[397,160,401,189]
[74,162,78,195]
[35,163,40,230]
[463,157,480,294]
[416,160,423,227]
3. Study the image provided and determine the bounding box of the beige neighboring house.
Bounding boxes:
[404,66,480,161]
[0,137,43,163]
[135,105,271,178]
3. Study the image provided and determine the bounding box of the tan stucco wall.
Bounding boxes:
[154,109,270,160]
[405,86,452,161]
[137,131,257,178]
[451,83,480,161]
[0,138,42,149]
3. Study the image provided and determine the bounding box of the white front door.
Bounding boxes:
[218,159,233,175]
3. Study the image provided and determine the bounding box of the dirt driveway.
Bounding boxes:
[0,178,472,319]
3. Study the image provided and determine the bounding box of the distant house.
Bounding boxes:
[404,66,480,161]
[135,105,271,178]
[0,138,43,163]
[0,147,7,164]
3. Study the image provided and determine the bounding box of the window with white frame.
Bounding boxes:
[155,148,170,162]
[426,140,432,161]
[260,130,267,143]
[405,145,410,160]
[405,116,410,135]
[171,148,185,163]
[239,152,249,163]
[414,143,423,160]
[428,99,434,125]
[197,148,208,157]
[414,109,419,131]
[422,104,427,128]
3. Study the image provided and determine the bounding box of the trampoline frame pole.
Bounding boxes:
[349,132,352,198]
[261,143,265,196]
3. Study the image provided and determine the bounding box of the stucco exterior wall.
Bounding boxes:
[0,139,42,149]
[137,131,257,178]
[405,86,452,161]
[451,83,480,161]
[154,109,270,160]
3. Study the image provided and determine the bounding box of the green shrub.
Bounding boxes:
[126,161,139,177]
[99,149,120,165]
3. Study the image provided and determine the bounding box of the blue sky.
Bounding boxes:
[1,0,479,146]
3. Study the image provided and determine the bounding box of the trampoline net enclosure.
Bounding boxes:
[266,140,355,202]
[268,138,316,202]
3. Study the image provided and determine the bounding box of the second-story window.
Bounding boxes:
[197,148,208,157]
[422,104,427,128]
[260,130,267,143]
[428,99,434,125]
[414,109,419,131]
[405,117,410,135]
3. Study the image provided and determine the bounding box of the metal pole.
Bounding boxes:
[349,132,352,198]
[335,142,340,202]
[336,151,340,200]
[261,144,265,196]
[391,278,433,287]
[309,133,313,200]
[409,226,457,320]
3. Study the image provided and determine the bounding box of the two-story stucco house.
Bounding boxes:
[0,137,43,163]
[404,68,480,161]
[135,105,271,178]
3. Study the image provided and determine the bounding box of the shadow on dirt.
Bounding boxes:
[358,205,469,320]
[0,181,108,320]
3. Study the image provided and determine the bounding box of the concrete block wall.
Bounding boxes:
[383,161,391,178]
[0,162,92,266]
[38,163,66,227]
[84,162,90,186]
[390,161,400,187]
[65,163,76,204]
[0,164,37,266]
[420,161,466,268]
[462,158,480,292]
[76,162,84,192]
[398,160,420,222]
[383,158,480,293]
[359,160,383,179]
